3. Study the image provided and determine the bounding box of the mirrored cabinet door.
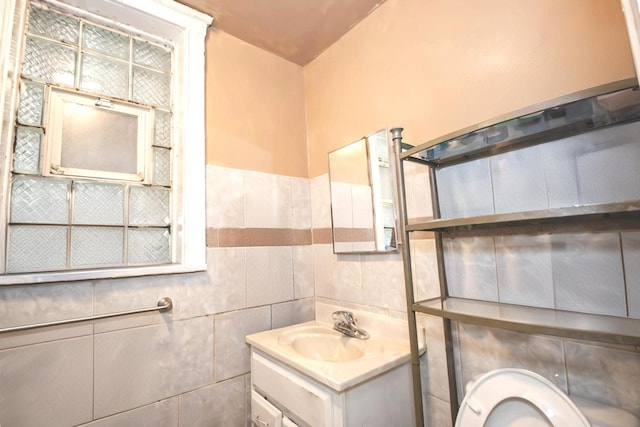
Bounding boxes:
[328,129,398,254]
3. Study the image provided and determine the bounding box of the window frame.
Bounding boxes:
[45,87,152,182]
[0,0,211,284]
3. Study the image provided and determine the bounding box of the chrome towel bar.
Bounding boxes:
[0,297,173,334]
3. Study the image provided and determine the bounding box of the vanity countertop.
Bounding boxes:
[246,306,425,392]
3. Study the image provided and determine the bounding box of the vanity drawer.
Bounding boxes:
[251,390,282,427]
[282,417,300,427]
[251,351,333,426]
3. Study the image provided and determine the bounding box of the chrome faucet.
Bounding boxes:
[332,311,369,340]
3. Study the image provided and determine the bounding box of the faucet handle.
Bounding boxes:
[332,310,356,325]
[331,310,369,340]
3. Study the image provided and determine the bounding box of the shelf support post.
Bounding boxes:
[390,127,425,427]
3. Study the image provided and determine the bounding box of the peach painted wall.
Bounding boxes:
[305,0,636,177]
[205,30,308,178]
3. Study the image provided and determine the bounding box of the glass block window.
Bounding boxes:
[13,127,42,174]
[22,3,172,106]
[7,226,68,273]
[6,178,171,272]
[17,81,44,125]
[6,2,175,273]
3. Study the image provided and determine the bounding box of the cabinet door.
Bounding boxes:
[252,351,333,426]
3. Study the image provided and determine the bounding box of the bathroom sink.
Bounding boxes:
[278,326,366,362]
[245,313,425,391]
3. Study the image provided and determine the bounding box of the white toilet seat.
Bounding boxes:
[455,368,591,427]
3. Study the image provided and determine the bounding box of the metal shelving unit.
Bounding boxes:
[391,77,640,426]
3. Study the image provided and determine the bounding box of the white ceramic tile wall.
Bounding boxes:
[244,170,292,228]
[410,238,440,301]
[207,247,247,313]
[403,160,433,220]
[178,376,246,427]
[312,243,364,304]
[94,316,214,418]
[0,336,94,427]
[573,122,640,205]
[311,242,335,298]
[206,165,244,228]
[293,245,314,299]
[310,174,332,229]
[361,251,406,311]
[443,236,499,301]
[551,233,626,316]
[246,246,294,306]
[271,298,315,329]
[541,137,581,208]
[437,157,494,218]
[0,282,93,329]
[214,305,271,382]
[495,234,554,308]
[564,341,640,417]
[491,145,547,213]
[0,319,92,351]
[418,314,451,403]
[0,282,93,350]
[423,395,452,427]
[291,176,312,229]
[178,272,217,319]
[78,398,178,427]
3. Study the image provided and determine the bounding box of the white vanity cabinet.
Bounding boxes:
[250,349,415,427]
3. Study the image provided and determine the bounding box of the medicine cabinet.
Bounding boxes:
[328,128,398,254]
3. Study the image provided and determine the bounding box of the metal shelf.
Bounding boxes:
[414,297,640,346]
[400,78,640,168]
[407,201,640,233]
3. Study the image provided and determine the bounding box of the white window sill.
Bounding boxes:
[0,263,207,285]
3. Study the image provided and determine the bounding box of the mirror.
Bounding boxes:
[328,129,398,254]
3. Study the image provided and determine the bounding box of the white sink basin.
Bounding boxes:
[278,326,366,362]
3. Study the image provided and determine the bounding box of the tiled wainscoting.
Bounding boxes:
[0,165,418,426]
[0,165,318,427]
[3,160,635,426]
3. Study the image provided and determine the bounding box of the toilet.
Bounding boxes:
[455,368,640,427]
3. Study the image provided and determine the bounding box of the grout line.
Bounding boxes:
[619,232,630,318]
